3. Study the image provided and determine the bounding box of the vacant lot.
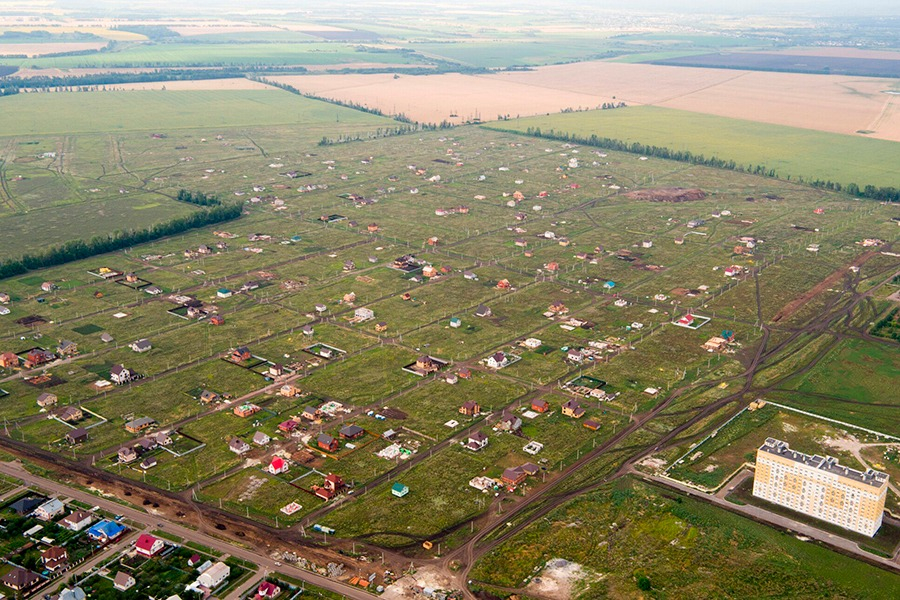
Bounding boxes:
[471,478,900,598]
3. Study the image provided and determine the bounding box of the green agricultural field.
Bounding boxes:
[495,106,900,188]
[410,38,618,68]
[0,89,395,136]
[470,477,900,598]
[0,42,426,68]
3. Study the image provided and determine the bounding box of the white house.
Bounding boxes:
[197,562,230,589]
[114,572,135,591]
[466,431,489,451]
[523,338,542,349]
[229,439,250,454]
[110,364,136,385]
[61,510,93,532]
[486,352,509,369]
[34,498,65,521]
[129,339,152,353]
[354,307,374,321]
[267,456,289,475]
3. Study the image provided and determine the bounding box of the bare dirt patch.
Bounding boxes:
[525,558,598,599]
[381,565,456,600]
[268,73,612,125]
[624,187,706,202]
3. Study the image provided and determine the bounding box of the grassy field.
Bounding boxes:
[786,338,900,407]
[0,42,425,68]
[0,89,395,135]
[495,106,900,188]
[297,345,419,405]
[410,38,617,68]
[0,88,398,257]
[666,405,868,489]
[471,477,900,598]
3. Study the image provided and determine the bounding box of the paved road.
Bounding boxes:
[68,530,140,582]
[225,568,262,600]
[0,461,375,600]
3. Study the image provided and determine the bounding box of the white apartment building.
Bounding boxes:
[753,437,888,537]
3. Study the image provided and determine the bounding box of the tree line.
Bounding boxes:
[488,125,899,202]
[7,68,246,92]
[176,189,220,206]
[0,203,242,281]
[257,77,455,131]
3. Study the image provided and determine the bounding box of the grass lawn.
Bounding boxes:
[197,469,321,527]
[297,345,418,405]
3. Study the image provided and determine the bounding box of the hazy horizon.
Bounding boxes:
[39,0,900,18]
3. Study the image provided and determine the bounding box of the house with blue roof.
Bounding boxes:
[87,519,126,543]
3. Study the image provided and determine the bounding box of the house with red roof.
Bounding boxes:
[256,581,282,598]
[135,533,164,558]
[267,456,289,475]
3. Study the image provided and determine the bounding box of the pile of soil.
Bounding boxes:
[624,188,706,202]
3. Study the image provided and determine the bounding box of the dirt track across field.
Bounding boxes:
[771,250,877,322]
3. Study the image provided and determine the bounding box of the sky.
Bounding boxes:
[54,0,900,18]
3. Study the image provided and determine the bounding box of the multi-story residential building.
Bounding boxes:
[753,437,888,537]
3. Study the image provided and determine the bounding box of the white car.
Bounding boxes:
[0,306,9,315]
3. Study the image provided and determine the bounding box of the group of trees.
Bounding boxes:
[496,126,898,202]
[111,25,180,40]
[0,204,241,280]
[8,68,245,93]
[318,125,419,145]
[507,126,777,175]
[807,180,900,202]
[871,307,900,342]
[176,189,221,206]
